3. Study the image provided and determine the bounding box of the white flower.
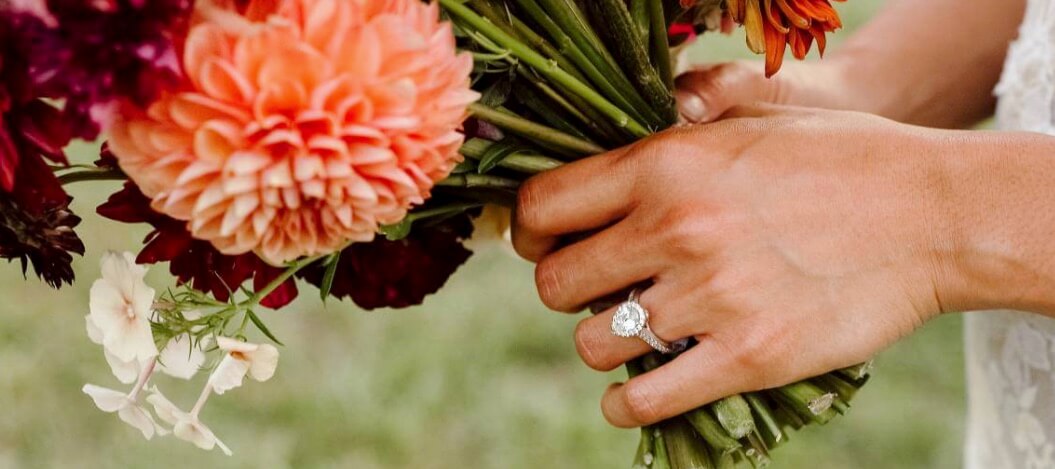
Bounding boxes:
[147,390,231,456]
[82,384,166,439]
[88,251,157,363]
[86,315,141,384]
[208,337,279,395]
[158,334,208,380]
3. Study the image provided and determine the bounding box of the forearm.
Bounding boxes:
[824,0,1025,128]
[932,130,1055,316]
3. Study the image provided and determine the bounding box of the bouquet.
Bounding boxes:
[0,0,866,466]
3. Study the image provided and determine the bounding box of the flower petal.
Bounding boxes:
[82,384,129,413]
[208,354,250,395]
[158,334,207,380]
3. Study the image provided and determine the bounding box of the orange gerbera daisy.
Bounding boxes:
[109,0,476,265]
[726,0,845,77]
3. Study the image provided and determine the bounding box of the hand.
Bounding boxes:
[513,105,961,428]
[674,60,857,123]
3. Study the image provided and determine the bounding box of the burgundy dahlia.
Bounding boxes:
[301,213,476,310]
[98,181,298,309]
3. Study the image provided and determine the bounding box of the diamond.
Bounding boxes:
[611,301,647,337]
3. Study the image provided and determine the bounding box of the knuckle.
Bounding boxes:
[661,208,716,259]
[534,259,568,311]
[728,328,784,390]
[622,379,662,425]
[574,320,611,371]
[515,177,546,231]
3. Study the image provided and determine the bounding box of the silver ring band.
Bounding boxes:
[611,289,674,354]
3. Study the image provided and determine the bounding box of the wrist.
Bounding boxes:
[927,130,1055,315]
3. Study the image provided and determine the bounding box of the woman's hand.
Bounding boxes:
[674,60,857,123]
[512,105,968,428]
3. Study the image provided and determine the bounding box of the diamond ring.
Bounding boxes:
[610,289,673,354]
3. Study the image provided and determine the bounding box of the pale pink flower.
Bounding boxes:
[208,336,279,395]
[147,390,232,455]
[109,0,477,264]
[88,251,157,363]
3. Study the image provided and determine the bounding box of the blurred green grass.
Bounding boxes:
[0,1,968,468]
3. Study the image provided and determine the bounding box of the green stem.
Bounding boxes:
[744,393,785,449]
[436,173,522,191]
[711,394,755,439]
[631,0,650,41]
[648,0,676,92]
[242,254,327,308]
[441,0,650,137]
[470,0,590,85]
[664,418,715,469]
[510,0,654,129]
[468,103,605,155]
[460,139,565,174]
[685,407,742,456]
[591,0,676,126]
[58,168,126,185]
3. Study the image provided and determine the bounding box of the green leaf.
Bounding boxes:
[245,309,284,346]
[380,218,414,241]
[318,252,341,301]
[480,75,515,108]
[451,159,478,174]
[477,139,528,173]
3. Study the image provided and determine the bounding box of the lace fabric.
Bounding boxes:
[965,1,1055,467]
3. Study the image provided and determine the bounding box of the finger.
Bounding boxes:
[512,146,634,262]
[600,334,792,428]
[535,216,662,312]
[573,284,699,371]
[674,62,769,123]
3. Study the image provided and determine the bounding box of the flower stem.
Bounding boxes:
[744,392,785,449]
[57,168,126,185]
[648,0,676,92]
[190,382,213,419]
[711,394,755,439]
[468,103,605,155]
[590,0,677,125]
[242,254,328,309]
[685,407,742,456]
[510,0,656,128]
[460,139,565,174]
[441,0,650,137]
[663,418,715,469]
[436,173,522,191]
[127,357,158,401]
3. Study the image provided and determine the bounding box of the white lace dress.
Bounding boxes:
[965,1,1055,467]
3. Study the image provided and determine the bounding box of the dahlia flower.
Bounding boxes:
[299,210,475,310]
[109,0,477,265]
[725,0,845,77]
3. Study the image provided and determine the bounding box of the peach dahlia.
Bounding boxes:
[109,0,477,265]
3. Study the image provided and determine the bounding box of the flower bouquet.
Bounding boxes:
[0,0,867,465]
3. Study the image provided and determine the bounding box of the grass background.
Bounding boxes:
[0,1,970,468]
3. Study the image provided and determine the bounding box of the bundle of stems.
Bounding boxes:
[432,0,872,466]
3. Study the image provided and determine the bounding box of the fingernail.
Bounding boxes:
[675,90,706,123]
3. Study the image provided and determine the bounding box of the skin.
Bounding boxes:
[511,0,1055,429]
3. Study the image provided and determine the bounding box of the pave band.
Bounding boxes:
[610,289,673,354]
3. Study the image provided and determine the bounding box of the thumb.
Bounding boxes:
[674,62,773,123]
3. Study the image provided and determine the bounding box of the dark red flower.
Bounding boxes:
[31,0,193,140]
[98,181,298,309]
[300,213,476,310]
[0,152,84,287]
